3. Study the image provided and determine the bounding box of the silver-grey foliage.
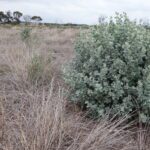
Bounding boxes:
[65,13,150,122]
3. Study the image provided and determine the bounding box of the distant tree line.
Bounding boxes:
[0,10,42,24]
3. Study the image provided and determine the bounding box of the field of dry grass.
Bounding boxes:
[0,25,149,150]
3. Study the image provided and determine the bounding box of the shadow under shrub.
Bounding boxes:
[64,13,150,122]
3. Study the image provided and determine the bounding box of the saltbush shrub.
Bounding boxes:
[65,13,150,122]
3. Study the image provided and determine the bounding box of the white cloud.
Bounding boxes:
[0,0,150,24]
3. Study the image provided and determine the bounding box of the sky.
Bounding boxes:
[0,0,150,24]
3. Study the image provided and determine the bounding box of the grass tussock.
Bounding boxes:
[1,41,52,88]
[0,81,146,150]
[27,52,52,84]
[1,82,150,150]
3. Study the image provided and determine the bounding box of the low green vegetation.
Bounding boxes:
[65,13,150,122]
[27,53,52,84]
[21,27,31,42]
[20,27,52,85]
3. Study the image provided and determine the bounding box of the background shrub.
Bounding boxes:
[65,13,150,122]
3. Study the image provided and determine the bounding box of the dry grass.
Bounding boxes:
[1,82,149,150]
[0,25,149,150]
